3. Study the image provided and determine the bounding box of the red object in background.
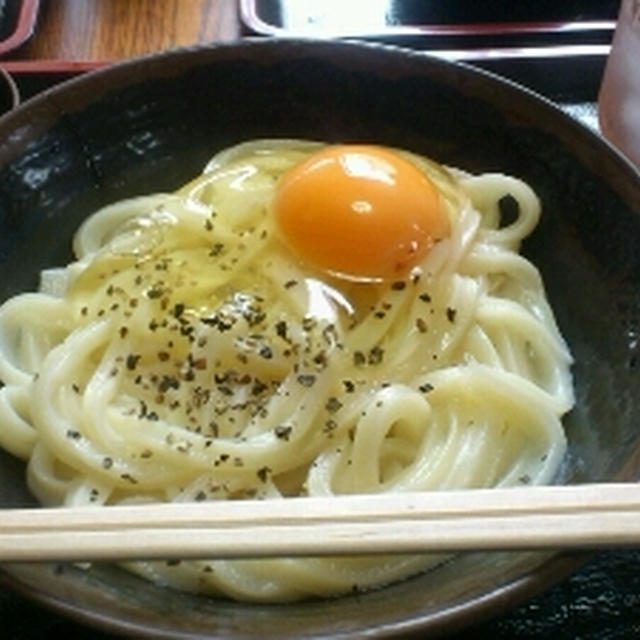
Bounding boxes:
[0,0,40,57]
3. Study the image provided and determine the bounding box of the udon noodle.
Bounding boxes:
[0,139,573,601]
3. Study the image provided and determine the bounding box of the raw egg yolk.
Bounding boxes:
[274,145,448,280]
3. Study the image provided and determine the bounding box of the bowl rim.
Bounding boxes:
[2,36,638,184]
[0,550,596,638]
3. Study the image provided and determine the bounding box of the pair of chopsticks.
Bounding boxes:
[1,483,640,563]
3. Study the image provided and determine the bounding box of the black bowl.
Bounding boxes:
[1,38,640,638]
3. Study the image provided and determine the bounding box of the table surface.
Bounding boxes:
[1,1,640,638]
[13,0,241,62]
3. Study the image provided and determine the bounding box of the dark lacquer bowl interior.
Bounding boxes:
[1,39,640,639]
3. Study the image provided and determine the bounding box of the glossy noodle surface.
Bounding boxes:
[0,140,573,601]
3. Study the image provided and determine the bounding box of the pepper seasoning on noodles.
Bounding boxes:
[0,139,573,601]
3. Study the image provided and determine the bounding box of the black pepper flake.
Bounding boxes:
[244,308,266,328]
[102,457,114,469]
[342,380,355,393]
[200,314,233,332]
[297,373,316,387]
[259,345,273,359]
[121,473,138,484]
[195,491,207,502]
[157,351,170,362]
[146,285,165,299]
[126,354,141,370]
[166,559,181,567]
[214,371,229,384]
[274,425,292,441]
[419,293,432,303]
[368,346,384,365]
[284,279,298,289]
[158,375,180,393]
[176,440,192,453]
[419,383,435,393]
[172,303,185,318]
[416,318,428,333]
[302,317,316,332]
[275,320,288,340]
[80,306,88,316]
[353,351,366,367]
[66,429,81,440]
[313,350,328,368]
[209,242,224,256]
[446,307,457,323]
[119,326,129,339]
[154,259,170,272]
[391,281,406,291]
[324,419,337,433]
[322,325,338,346]
[325,397,343,413]
[71,383,80,393]
[257,466,271,482]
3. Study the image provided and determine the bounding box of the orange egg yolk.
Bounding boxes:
[274,145,449,280]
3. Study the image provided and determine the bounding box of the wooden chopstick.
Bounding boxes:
[1,483,640,563]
